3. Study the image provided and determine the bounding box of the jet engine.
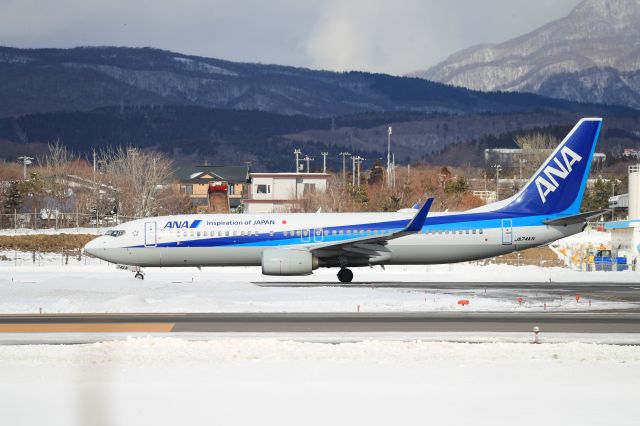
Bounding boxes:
[261,249,318,276]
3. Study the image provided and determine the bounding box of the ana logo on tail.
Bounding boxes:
[535,146,582,204]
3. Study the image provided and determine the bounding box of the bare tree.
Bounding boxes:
[514,132,557,150]
[99,147,174,217]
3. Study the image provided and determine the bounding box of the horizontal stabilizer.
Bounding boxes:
[543,210,607,226]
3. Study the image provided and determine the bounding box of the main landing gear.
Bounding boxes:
[337,268,353,283]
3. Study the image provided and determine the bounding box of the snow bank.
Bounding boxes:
[0,226,102,235]
[0,338,638,426]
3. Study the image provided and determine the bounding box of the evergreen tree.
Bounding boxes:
[2,181,21,214]
[444,176,469,194]
[368,160,384,185]
[581,178,613,215]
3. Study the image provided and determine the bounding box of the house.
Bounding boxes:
[243,172,330,213]
[172,166,249,213]
[623,148,640,159]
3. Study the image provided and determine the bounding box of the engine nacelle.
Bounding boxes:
[261,249,318,276]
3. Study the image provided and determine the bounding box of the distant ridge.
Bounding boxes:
[0,45,617,118]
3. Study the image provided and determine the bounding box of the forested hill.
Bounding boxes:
[0,45,624,118]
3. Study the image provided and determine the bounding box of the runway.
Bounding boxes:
[0,312,639,333]
[256,281,640,307]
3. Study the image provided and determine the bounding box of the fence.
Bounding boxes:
[0,211,138,233]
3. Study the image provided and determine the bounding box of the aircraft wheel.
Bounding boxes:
[134,272,145,280]
[337,268,353,283]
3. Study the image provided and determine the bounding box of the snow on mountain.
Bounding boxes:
[410,0,640,107]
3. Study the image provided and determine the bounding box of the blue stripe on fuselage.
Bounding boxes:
[127,211,559,249]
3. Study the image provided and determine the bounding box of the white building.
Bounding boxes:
[243,172,329,213]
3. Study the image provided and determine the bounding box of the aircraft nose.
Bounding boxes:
[83,237,101,257]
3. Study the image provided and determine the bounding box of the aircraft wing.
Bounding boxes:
[543,210,608,226]
[310,198,433,264]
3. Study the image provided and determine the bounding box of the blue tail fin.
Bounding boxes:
[497,118,602,216]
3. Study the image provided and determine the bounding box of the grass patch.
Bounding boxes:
[0,234,97,253]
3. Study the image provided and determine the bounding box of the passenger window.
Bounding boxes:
[339,230,344,235]
[269,231,274,236]
[346,230,351,235]
[183,232,187,237]
[296,230,301,236]
[284,231,288,236]
[479,229,484,234]
[324,230,329,236]
[303,230,309,236]
[240,231,245,236]
[472,230,476,234]
[225,231,229,236]
[233,231,237,236]
[332,230,337,235]
[197,231,201,237]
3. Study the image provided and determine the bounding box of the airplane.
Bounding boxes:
[84,118,604,282]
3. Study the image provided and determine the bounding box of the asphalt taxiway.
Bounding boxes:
[0,312,639,334]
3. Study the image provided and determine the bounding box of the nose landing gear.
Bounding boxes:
[337,268,353,283]
[134,271,145,280]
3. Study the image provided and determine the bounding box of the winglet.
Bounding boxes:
[404,198,433,232]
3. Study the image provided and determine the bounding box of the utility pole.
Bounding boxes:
[93,149,98,230]
[303,155,314,173]
[519,158,527,182]
[320,152,328,174]
[339,152,351,185]
[391,153,396,189]
[17,155,33,180]
[354,156,364,186]
[612,179,619,221]
[352,155,357,186]
[492,164,502,200]
[387,126,392,188]
[293,149,301,173]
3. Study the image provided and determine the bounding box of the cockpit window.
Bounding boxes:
[105,230,126,237]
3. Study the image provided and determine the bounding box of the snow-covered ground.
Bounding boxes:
[1,337,639,426]
[1,251,639,313]
[0,226,102,235]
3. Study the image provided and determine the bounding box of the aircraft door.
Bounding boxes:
[501,219,513,245]
[145,221,157,247]
[300,228,311,243]
[313,228,324,242]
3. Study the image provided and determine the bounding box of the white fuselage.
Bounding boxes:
[84,211,582,268]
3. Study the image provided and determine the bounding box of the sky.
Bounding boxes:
[0,0,582,75]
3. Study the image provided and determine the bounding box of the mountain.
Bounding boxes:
[410,0,640,107]
[0,45,621,119]
[1,44,639,171]
[536,67,640,109]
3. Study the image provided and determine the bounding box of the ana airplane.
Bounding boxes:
[84,118,604,282]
